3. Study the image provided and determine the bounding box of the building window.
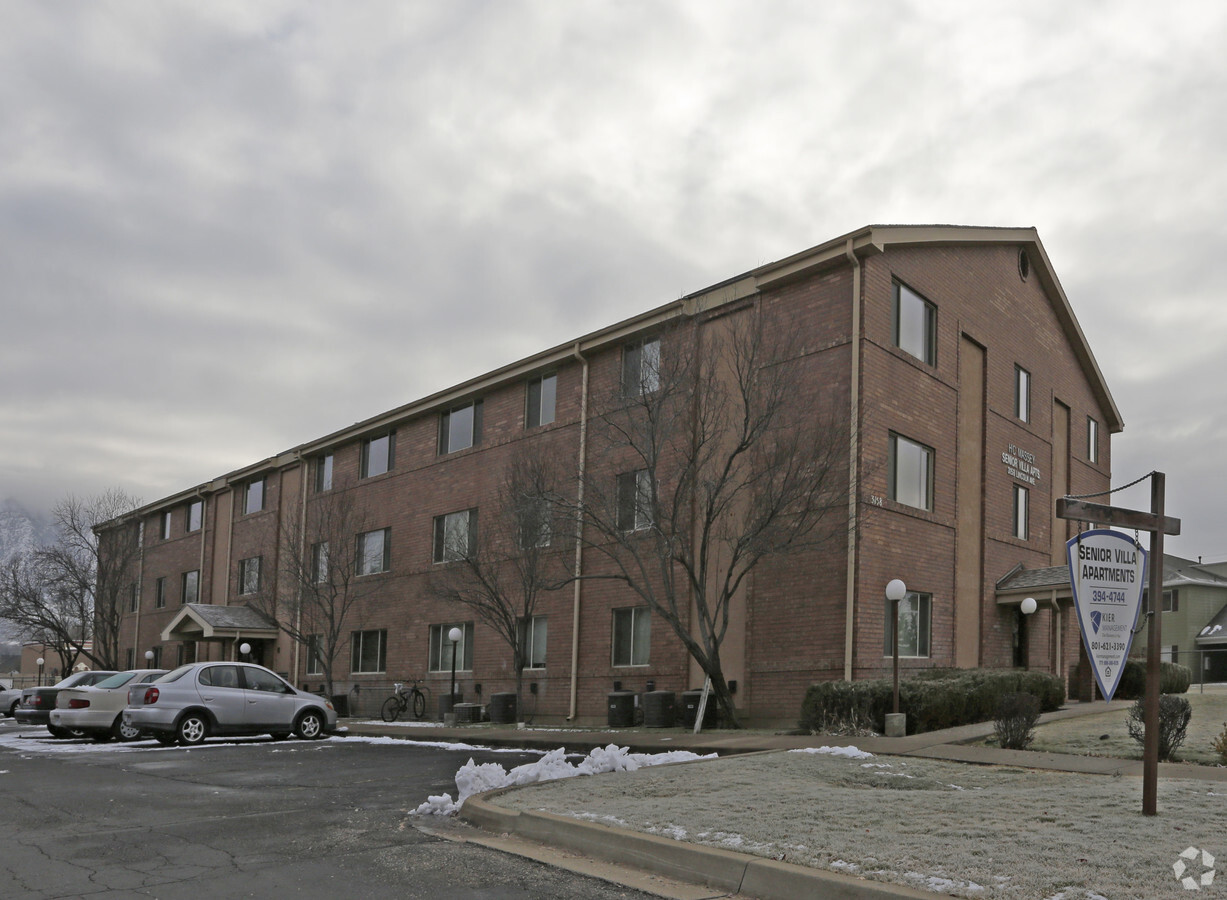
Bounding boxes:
[187,500,203,533]
[312,542,329,584]
[433,509,477,563]
[129,584,139,613]
[888,433,934,512]
[1015,365,1031,423]
[439,401,483,454]
[893,282,936,366]
[616,469,653,532]
[238,557,262,595]
[622,337,661,396]
[149,646,162,668]
[244,478,265,515]
[306,635,324,675]
[520,616,548,669]
[517,497,552,550]
[429,622,474,672]
[526,373,557,428]
[350,629,387,674]
[1163,589,1179,613]
[361,434,395,479]
[357,529,390,576]
[1013,484,1029,540]
[125,648,135,669]
[160,511,172,540]
[182,570,199,605]
[612,607,650,666]
[154,577,167,609]
[1087,417,1099,463]
[884,591,932,658]
[315,454,334,492]
[1161,644,1179,664]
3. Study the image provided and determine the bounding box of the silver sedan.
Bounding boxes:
[123,662,337,746]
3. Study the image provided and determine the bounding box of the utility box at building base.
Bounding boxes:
[642,691,676,728]
[489,692,517,724]
[681,690,718,729]
[607,691,636,728]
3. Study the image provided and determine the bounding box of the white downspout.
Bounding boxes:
[843,239,862,681]
[567,343,590,720]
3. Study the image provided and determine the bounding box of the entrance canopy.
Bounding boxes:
[161,603,278,643]
[994,564,1073,607]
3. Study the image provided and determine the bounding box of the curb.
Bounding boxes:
[461,786,937,900]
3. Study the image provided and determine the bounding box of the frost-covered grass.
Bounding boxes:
[493,746,1227,900]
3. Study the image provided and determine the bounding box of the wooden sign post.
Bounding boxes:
[1057,472,1180,817]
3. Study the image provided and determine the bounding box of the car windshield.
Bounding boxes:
[53,671,100,688]
[93,672,140,690]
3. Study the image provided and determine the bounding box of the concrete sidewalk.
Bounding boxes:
[346,701,1227,899]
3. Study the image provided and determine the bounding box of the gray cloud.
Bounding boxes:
[2,1,1226,557]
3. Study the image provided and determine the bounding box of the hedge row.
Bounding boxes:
[1112,659,1191,699]
[799,669,1066,736]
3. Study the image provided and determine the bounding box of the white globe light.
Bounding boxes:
[145,650,155,661]
[36,657,44,667]
[239,642,251,655]
[1020,597,1038,616]
[885,579,907,602]
[448,627,463,644]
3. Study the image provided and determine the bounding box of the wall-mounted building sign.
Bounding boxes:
[1002,443,1042,486]
[1066,529,1147,700]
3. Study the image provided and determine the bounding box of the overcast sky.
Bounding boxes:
[3,1,1225,559]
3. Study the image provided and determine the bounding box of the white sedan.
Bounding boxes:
[50,669,169,742]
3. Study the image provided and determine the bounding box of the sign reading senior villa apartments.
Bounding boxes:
[1066,529,1148,701]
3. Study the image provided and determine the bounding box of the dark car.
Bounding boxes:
[15,670,119,737]
[124,662,337,745]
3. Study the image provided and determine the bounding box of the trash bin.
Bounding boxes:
[681,690,717,729]
[607,691,636,728]
[643,691,676,728]
[489,692,517,724]
[331,694,349,717]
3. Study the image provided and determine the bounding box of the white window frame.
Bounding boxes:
[155,577,167,609]
[520,615,547,669]
[306,634,324,676]
[526,373,557,429]
[350,629,387,674]
[357,529,390,576]
[429,622,474,672]
[187,500,203,533]
[622,338,661,396]
[1087,417,1099,463]
[160,511,172,540]
[239,556,262,595]
[1015,365,1030,423]
[439,401,483,454]
[433,509,477,563]
[888,433,934,512]
[244,478,265,516]
[1013,484,1029,540]
[892,282,936,366]
[612,606,651,667]
[884,591,932,658]
[315,453,334,492]
[360,434,394,479]
[312,541,329,584]
[182,569,200,605]
[616,469,653,532]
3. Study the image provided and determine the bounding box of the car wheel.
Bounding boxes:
[7,700,16,718]
[176,713,208,746]
[294,710,325,740]
[112,715,142,742]
[154,734,178,746]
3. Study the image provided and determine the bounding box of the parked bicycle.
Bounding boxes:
[381,680,428,721]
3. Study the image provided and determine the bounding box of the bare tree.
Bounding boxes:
[0,489,142,672]
[257,478,375,699]
[566,306,851,728]
[428,454,565,719]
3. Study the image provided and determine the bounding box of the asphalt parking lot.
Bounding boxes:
[0,720,664,900]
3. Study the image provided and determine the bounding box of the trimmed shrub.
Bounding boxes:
[1115,660,1192,699]
[800,668,1065,736]
[1214,723,1227,765]
[994,692,1041,750]
[1126,694,1192,761]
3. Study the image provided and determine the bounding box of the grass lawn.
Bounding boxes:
[988,686,1227,764]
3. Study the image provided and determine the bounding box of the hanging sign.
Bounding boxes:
[1066,529,1147,701]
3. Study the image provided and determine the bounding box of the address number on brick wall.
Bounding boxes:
[868,495,884,507]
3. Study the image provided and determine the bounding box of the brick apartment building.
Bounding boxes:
[96,224,1121,725]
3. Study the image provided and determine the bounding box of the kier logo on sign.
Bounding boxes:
[1066,529,1148,701]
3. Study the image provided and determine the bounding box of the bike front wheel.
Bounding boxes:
[411,689,426,719]
[381,696,403,723]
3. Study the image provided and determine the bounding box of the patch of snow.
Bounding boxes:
[411,744,716,816]
[788,745,874,759]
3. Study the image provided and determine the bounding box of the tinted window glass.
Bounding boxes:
[93,672,139,690]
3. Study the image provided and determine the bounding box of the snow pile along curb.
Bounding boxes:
[413,744,716,816]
